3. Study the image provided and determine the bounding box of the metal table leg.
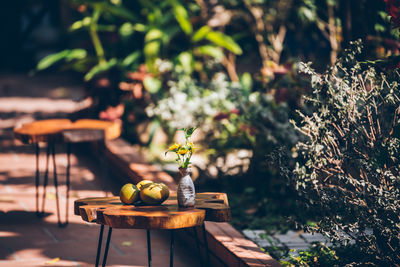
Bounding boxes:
[40,143,50,215]
[51,142,61,227]
[65,143,71,225]
[95,224,105,267]
[102,227,113,267]
[35,143,40,216]
[147,230,152,267]
[51,142,70,227]
[170,230,174,267]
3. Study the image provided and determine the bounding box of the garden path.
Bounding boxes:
[0,73,199,267]
[243,229,331,257]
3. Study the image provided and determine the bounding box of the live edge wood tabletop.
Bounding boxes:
[74,192,232,228]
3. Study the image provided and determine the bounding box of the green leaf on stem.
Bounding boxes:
[37,49,87,71]
[172,4,192,35]
[143,77,162,93]
[205,31,242,55]
[122,51,141,67]
[84,58,117,81]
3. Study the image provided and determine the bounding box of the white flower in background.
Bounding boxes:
[146,71,240,131]
[154,59,172,73]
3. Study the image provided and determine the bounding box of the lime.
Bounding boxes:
[140,183,170,205]
[136,180,153,190]
[120,183,140,204]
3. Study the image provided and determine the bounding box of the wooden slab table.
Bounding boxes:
[74,192,231,267]
[13,119,121,227]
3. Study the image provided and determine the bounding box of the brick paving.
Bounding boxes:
[0,74,199,267]
[242,229,330,256]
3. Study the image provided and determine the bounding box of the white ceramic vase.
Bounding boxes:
[177,167,195,208]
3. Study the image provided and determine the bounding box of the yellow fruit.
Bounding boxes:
[136,180,153,190]
[158,183,170,201]
[120,183,140,204]
[140,183,170,205]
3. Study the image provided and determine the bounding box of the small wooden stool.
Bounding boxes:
[14,119,121,227]
[75,192,231,267]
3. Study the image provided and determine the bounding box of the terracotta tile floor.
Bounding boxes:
[0,74,199,267]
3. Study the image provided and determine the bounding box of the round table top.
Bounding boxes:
[14,119,121,144]
[75,192,231,230]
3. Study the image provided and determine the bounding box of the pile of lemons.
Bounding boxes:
[120,180,170,205]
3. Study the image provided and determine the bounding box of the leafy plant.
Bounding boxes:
[36,0,242,83]
[291,41,400,266]
[281,243,339,267]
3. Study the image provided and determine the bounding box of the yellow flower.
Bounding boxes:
[178,148,188,154]
[168,143,180,151]
[189,142,196,153]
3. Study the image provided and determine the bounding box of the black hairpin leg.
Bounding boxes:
[51,142,69,227]
[35,143,40,216]
[170,230,174,267]
[202,224,210,266]
[65,143,71,225]
[147,230,152,267]
[193,227,204,267]
[95,224,105,267]
[102,227,113,267]
[40,143,50,215]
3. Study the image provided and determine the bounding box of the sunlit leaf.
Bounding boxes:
[65,49,87,61]
[177,51,194,74]
[110,0,121,5]
[143,77,162,93]
[241,72,253,92]
[84,58,118,81]
[69,17,92,31]
[196,45,224,60]
[119,22,134,36]
[205,31,242,55]
[144,29,163,70]
[122,51,141,67]
[375,24,386,32]
[145,29,163,42]
[298,6,316,22]
[192,26,211,42]
[133,23,147,32]
[172,4,193,35]
[119,22,147,36]
[144,41,161,59]
[37,49,87,71]
[37,51,68,70]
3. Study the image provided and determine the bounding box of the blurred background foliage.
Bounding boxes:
[2,0,399,243]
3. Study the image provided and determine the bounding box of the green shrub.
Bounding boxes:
[292,41,400,266]
[281,243,339,267]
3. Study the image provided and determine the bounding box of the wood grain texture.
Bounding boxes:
[102,205,205,229]
[75,192,231,229]
[14,119,121,144]
[14,119,72,143]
